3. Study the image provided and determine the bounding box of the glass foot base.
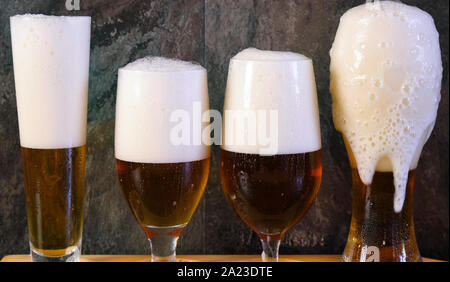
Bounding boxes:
[260,236,281,262]
[341,244,423,262]
[30,244,81,262]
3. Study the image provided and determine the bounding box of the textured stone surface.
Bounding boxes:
[0,0,448,260]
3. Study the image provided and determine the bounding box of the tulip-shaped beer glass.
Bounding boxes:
[220,48,322,262]
[115,57,210,262]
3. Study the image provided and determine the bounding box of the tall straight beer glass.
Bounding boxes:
[10,15,91,262]
[330,1,442,262]
[115,57,210,262]
[221,48,322,261]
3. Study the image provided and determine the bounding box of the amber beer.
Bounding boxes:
[342,146,419,262]
[344,169,418,262]
[22,146,86,256]
[116,158,209,233]
[330,2,442,262]
[221,48,322,261]
[220,150,322,239]
[115,56,210,261]
[10,15,90,262]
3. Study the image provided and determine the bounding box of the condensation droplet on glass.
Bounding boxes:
[373,79,383,88]
[378,42,387,48]
[402,98,409,106]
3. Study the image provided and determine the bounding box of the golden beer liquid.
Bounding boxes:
[220,149,322,240]
[342,146,420,262]
[115,158,210,235]
[21,145,86,255]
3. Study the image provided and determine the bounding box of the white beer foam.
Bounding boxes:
[122,56,203,72]
[232,48,309,61]
[115,56,210,163]
[222,48,322,155]
[330,1,442,212]
[10,14,91,149]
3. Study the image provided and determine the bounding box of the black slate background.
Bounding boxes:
[0,0,448,260]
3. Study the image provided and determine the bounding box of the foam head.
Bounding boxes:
[222,48,321,155]
[330,1,442,211]
[10,14,91,149]
[115,57,210,164]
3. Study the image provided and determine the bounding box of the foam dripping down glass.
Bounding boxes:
[330,1,442,262]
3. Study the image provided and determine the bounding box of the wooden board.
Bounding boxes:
[0,254,443,262]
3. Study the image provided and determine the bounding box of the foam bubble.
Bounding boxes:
[222,48,321,155]
[115,56,210,164]
[330,1,442,212]
[121,56,203,72]
[232,48,309,62]
[10,14,91,149]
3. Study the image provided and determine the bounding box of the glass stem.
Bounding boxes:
[260,236,281,262]
[143,225,185,262]
[149,235,178,262]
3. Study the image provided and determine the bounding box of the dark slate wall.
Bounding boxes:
[0,0,448,260]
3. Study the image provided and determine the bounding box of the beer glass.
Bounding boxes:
[220,48,322,262]
[10,15,91,262]
[330,2,442,262]
[115,57,210,262]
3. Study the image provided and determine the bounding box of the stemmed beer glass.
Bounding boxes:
[114,57,210,262]
[220,48,323,262]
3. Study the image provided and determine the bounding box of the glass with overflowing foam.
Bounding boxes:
[220,48,322,261]
[115,57,210,262]
[330,1,442,262]
[10,15,90,262]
